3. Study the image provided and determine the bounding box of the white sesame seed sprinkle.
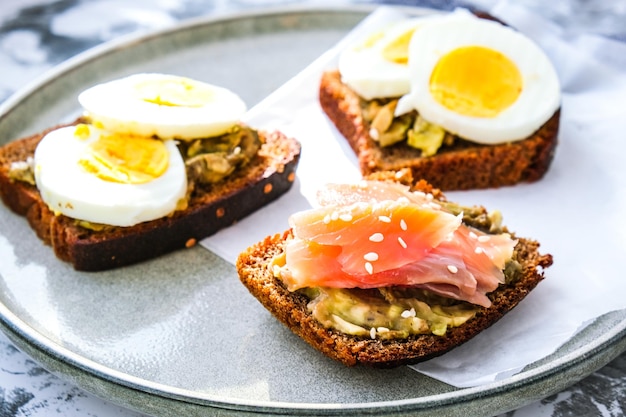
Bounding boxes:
[370,327,376,339]
[365,262,374,275]
[323,214,331,224]
[398,197,410,204]
[398,237,407,248]
[364,252,379,262]
[358,180,369,189]
[377,327,390,333]
[369,128,379,140]
[413,191,426,198]
[400,219,407,231]
[428,202,441,210]
[378,215,391,223]
[394,171,404,179]
[339,213,353,222]
[475,247,483,254]
[401,308,416,318]
[478,235,490,242]
[331,211,339,221]
[426,193,434,201]
[447,265,458,273]
[469,231,478,239]
[369,233,384,242]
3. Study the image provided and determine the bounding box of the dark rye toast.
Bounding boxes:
[319,70,560,191]
[0,122,301,271]
[236,174,553,367]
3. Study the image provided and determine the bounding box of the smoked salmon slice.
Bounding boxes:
[280,181,517,308]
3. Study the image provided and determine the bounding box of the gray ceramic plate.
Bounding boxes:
[0,5,625,417]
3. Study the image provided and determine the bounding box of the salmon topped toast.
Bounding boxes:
[237,172,552,367]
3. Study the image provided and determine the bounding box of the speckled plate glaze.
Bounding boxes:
[0,5,625,417]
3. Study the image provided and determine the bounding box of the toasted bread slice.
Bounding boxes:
[236,176,552,367]
[319,70,560,191]
[0,123,300,271]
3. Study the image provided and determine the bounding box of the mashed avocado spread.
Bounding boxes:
[362,97,454,156]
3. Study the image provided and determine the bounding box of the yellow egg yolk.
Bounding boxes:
[382,29,416,64]
[133,77,214,108]
[73,123,91,140]
[79,134,169,184]
[429,46,522,118]
[355,31,385,51]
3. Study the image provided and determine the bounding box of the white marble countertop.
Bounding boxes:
[0,0,624,416]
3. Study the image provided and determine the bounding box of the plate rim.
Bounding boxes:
[0,3,625,415]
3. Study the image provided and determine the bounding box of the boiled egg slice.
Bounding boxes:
[338,9,474,101]
[395,13,560,144]
[34,124,187,227]
[78,73,247,140]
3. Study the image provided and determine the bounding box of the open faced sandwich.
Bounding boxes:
[319,9,561,190]
[0,73,301,271]
[237,171,552,367]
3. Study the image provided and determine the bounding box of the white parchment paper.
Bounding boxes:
[202,2,626,387]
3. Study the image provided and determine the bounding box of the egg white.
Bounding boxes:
[338,10,475,101]
[78,73,247,140]
[34,125,188,227]
[338,17,429,101]
[395,13,561,144]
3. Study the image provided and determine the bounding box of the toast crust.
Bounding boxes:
[236,180,553,367]
[319,70,560,191]
[0,123,301,271]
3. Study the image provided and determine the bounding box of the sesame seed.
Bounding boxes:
[331,211,339,221]
[365,262,374,274]
[369,233,384,242]
[400,219,407,231]
[478,235,491,242]
[447,265,458,274]
[323,214,331,224]
[394,171,404,179]
[469,231,478,240]
[398,197,410,204]
[426,193,434,201]
[428,202,441,210]
[377,327,390,333]
[339,213,353,222]
[369,128,379,140]
[413,191,426,198]
[364,252,379,262]
[475,247,483,254]
[378,215,391,223]
[401,308,416,318]
[398,237,407,248]
[233,146,241,155]
[358,180,369,188]
[370,327,376,339]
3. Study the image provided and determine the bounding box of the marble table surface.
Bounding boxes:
[0,0,625,416]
